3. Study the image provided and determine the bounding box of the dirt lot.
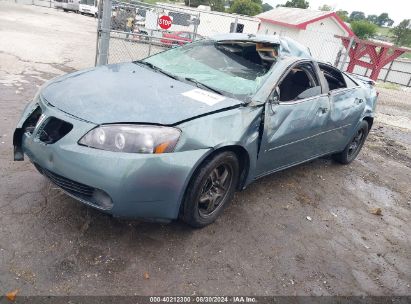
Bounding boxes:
[0,2,410,297]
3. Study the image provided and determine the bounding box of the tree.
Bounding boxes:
[366,14,378,25]
[318,4,332,11]
[229,0,262,16]
[209,0,225,11]
[262,2,273,12]
[336,10,349,22]
[281,0,309,9]
[184,0,208,7]
[251,0,262,5]
[349,11,365,21]
[391,19,411,46]
[350,20,377,39]
[184,0,224,11]
[376,13,392,27]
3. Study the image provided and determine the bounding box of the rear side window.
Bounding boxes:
[319,63,346,91]
[343,74,359,88]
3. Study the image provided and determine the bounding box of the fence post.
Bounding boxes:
[192,12,200,40]
[148,30,153,56]
[334,48,342,67]
[231,17,238,33]
[96,0,112,66]
[340,36,354,71]
[383,60,394,82]
[94,0,103,66]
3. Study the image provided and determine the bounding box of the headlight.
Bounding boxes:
[78,125,181,154]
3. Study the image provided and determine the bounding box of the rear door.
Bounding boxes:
[256,61,331,177]
[318,64,366,152]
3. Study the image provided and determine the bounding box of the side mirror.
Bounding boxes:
[269,88,280,105]
[270,94,280,105]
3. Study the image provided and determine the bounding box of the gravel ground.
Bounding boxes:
[0,2,410,297]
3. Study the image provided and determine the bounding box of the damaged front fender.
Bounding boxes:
[175,105,264,187]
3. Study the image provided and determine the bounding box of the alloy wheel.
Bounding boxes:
[348,129,364,157]
[198,164,233,218]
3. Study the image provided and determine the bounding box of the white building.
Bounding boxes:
[257,7,355,63]
[157,3,260,38]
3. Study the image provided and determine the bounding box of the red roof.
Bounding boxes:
[257,7,355,37]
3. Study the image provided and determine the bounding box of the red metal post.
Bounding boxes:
[335,35,410,81]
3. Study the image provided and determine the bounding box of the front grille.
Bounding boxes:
[40,166,94,197]
[34,163,113,210]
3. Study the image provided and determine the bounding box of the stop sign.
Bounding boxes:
[158,15,172,30]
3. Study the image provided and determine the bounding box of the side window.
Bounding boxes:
[319,64,347,91]
[343,74,358,88]
[278,63,321,102]
[230,23,244,33]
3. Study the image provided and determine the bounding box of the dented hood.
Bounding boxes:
[41,63,242,125]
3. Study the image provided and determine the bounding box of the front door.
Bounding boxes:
[256,61,331,177]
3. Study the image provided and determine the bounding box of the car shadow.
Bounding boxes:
[41,155,339,238]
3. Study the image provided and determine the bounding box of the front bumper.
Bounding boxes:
[14,99,210,220]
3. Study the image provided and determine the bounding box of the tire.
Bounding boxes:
[181,151,240,228]
[332,120,369,164]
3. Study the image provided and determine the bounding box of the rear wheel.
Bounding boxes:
[181,151,239,228]
[332,120,369,164]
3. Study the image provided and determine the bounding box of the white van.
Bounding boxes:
[55,0,80,13]
[79,0,99,17]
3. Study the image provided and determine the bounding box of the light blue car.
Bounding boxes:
[13,34,377,227]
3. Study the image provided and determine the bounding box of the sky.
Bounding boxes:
[264,0,411,25]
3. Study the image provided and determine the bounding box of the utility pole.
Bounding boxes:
[97,0,112,66]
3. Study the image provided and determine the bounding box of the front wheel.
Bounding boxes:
[332,120,369,164]
[181,151,239,228]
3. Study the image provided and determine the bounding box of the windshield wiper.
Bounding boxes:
[184,78,224,96]
[135,61,179,80]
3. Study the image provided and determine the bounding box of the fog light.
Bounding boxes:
[91,189,113,209]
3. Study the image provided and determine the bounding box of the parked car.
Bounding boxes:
[13,34,377,227]
[55,0,80,13]
[161,31,203,46]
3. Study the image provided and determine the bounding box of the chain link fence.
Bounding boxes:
[102,1,260,64]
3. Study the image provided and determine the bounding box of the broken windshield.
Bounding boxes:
[141,40,278,101]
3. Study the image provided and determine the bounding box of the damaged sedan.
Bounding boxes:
[13,33,377,227]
